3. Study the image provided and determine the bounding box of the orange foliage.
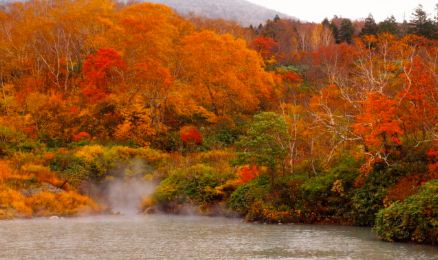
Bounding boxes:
[32,169,64,188]
[0,1,278,146]
[398,57,438,141]
[180,30,274,118]
[353,92,403,155]
[25,191,100,217]
[119,3,191,65]
[0,0,438,223]
[131,59,173,88]
[0,160,13,181]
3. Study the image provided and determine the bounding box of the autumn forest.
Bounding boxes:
[0,0,437,245]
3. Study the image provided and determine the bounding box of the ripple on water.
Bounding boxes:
[0,215,437,260]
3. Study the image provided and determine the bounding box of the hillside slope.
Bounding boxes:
[144,0,291,26]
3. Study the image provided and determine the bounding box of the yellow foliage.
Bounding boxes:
[140,196,157,212]
[262,208,291,223]
[21,164,50,173]
[331,179,345,195]
[193,149,235,162]
[74,145,105,162]
[0,160,99,219]
[9,151,43,170]
[0,185,32,219]
[215,179,241,194]
[26,191,100,217]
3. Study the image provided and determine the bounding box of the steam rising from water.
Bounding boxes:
[106,178,156,215]
[82,158,158,215]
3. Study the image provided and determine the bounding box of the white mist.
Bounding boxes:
[106,178,156,215]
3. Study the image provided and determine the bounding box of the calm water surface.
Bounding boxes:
[0,215,437,259]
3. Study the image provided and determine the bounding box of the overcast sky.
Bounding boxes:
[246,0,437,22]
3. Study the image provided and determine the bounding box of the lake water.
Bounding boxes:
[0,215,437,259]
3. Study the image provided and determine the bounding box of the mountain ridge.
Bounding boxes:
[143,0,292,26]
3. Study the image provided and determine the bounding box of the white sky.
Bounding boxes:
[246,0,438,22]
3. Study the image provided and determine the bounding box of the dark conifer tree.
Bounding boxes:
[322,18,330,27]
[338,18,354,44]
[434,4,438,39]
[329,19,340,43]
[378,16,400,35]
[361,14,378,36]
[409,4,435,39]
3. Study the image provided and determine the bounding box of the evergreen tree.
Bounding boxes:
[409,4,435,39]
[436,4,438,23]
[329,18,340,43]
[322,18,330,28]
[237,112,289,186]
[338,18,354,44]
[378,16,399,35]
[434,4,438,39]
[361,14,378,36]
[258,23,263,31]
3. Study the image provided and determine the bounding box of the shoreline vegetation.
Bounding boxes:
[0,0,437,246]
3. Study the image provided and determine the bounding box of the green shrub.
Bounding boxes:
[228,157,360,223]
[228,176,271,215]
[228,174,304,223]
[301,173,337,201]
[351,164,406,226]
[202,127,241,149]
[154,164,234,206]
[329,156,361,190]
[351,185,388,226]
[299,173,338,221]
[245,200,297,223]
[374,180,438,244]
[49,152,91,186]
[49,146,169,186]
[150,131,181,152]
[0,126,43,156]
[299,157,359,221]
